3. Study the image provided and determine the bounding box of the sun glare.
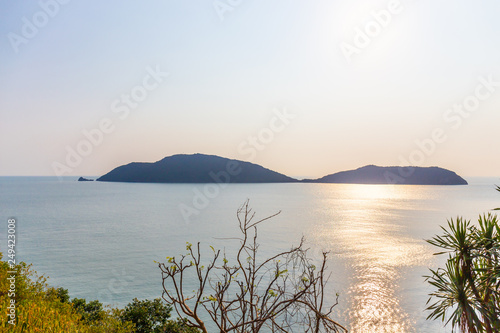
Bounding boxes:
[347,184,399,200]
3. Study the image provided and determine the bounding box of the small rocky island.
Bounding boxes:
[96,154,468,185]
[77,177,94,182]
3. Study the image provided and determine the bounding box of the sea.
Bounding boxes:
[0,176,498,332]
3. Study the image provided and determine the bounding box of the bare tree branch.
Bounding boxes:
[159,200,347,332]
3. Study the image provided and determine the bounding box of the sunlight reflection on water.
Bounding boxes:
[312,184,435,333]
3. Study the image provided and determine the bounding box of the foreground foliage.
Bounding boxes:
[120,298,199,333]
[0,253,197,332]
[159,200,347,333]
[426,202,500,332]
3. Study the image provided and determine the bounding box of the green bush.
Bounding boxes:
[72,298,106,323]
[120,298,171,333]
[0,253,197,332]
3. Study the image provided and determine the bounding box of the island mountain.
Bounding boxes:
[304,165,468,185]
[97,154,297,183]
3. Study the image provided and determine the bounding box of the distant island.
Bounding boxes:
[96,154,468,185]
[303,165,468,185]
[77,177,94,182]
[97,154,297,183]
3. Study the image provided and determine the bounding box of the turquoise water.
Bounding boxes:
[0,177,498,332]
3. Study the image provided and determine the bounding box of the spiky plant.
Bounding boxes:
[426,215,500,333]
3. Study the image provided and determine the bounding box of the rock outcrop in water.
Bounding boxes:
[97,154,297,183]
[78,177,94,182]
[304,165,468,185]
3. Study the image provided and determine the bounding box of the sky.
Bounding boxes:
[1,0,499,178]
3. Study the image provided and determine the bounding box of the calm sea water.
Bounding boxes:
[0,177,499,332]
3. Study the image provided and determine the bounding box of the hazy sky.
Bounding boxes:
[1,0,499,178]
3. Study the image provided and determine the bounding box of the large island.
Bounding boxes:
[97,153,297,183]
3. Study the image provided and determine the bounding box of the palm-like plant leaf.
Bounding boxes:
[426,258,481,332]
[425,214,500,333]
[427,218,476,260]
